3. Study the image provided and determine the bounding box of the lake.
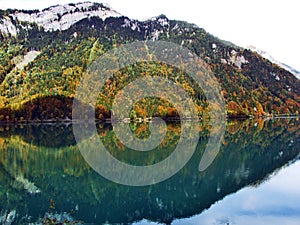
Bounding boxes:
[0,118,299,224]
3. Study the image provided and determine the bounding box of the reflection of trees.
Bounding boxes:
[0,119,299,224]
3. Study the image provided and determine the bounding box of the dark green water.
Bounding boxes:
[0,118,299,224]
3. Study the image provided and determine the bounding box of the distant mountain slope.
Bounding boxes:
[0,2,299,122]
[247,46,300,80]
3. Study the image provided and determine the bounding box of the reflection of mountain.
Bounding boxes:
[0,119,299,224]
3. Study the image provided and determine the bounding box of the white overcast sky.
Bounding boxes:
[0,0,299,71]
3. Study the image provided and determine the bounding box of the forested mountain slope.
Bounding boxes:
[0,2,299,121]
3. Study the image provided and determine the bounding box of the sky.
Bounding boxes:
[0,0,299,71]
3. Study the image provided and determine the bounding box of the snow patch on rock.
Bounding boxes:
[147,15,169,27]
[229,50,248,69]
[15,50,41,70]
[121,18,139,31]
[151,29,163,41]
[157,17,169,27]
[0,17,18,36]
[270,72,281,81]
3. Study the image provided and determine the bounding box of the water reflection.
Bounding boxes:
[171,161,300,225]
[0,118,299,224]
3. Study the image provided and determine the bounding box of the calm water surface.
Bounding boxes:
[0,118,299,224]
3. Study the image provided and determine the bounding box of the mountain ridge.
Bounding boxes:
[0,2,121,34]
[247,45,300,80]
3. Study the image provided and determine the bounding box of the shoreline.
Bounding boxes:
[0,114,299,125]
